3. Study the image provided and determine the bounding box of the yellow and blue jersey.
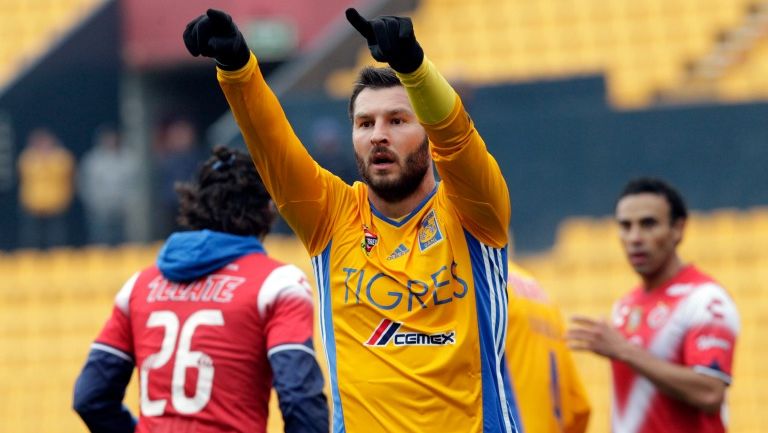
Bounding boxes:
[218,53,517,433]
[506,263,591,433]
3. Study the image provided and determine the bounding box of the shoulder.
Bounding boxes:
[683,281,737,313]
[615,285,643,306]
[672,276,739,332]
[263,263,310,285]
[117,266,167,312]
[54,146,75,164]
[669,265,734,306]
[257,264,313,316]
[507,262,550,303]
[114,271,142,314]
[232,253,310,288]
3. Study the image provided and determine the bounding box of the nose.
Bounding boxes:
[625,225,644,245]
[370,121,390,146]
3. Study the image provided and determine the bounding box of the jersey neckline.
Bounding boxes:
[369,184,439,227]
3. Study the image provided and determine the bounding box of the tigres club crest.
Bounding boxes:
[417,210,443,252]
[361,225,378,255]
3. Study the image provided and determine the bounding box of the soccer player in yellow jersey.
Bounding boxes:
[184,8,518,433]
[507,262,591,433]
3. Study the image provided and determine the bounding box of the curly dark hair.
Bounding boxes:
[175,145,275,238]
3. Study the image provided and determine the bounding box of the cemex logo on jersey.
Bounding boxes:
[365,319,456,347]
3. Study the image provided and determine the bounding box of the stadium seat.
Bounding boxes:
[0,0,105,88]
[326,0,762,107]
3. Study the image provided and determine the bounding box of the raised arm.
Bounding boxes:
[346,8,510,247]
[183,9,348,254]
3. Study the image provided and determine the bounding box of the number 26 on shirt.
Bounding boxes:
[140,309,224,416]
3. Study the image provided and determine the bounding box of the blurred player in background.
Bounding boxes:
[568,177,739,433]
[72,146,328,433]
[184,8,518,433]
[506,261,591,433]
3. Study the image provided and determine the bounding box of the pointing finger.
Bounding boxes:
[345,8,374,40]
[570,315,599,326]
[206,9,233,31]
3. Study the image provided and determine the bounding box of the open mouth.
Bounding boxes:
[370,151,397,168]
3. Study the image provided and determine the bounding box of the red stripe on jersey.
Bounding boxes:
[366,319,393,345]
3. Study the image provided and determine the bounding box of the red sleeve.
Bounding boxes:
[681,287,739,383]
[94,272,138,356]
[95,306,134,356]
[258,265,316,351]
[265,293,315,350]
[682,323,736,382]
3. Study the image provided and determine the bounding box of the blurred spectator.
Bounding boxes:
[17,128,75,248]
[77,125,139,245]
[152,116,204,237]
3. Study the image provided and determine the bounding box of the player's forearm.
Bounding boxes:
[396,57,457,126]
[217,53,321,201]
[270,349,329,433]
[73,349,137,433]
[398,61,509,244]
[217,54,315,187]
[618,344,725,412]
[399,58,510,244]
[74,403,136,433]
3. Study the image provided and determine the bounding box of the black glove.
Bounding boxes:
[345,8,424,74]
[183,9,250,71]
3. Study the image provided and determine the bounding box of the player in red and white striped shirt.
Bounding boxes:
[568,177,739,433]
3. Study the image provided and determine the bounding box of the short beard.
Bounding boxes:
[356,136,430,203]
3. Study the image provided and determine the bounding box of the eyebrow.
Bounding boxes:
[354,108,412,120]
[616,215,659,224]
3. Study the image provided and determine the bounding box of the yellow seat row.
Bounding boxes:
[0,0,104,88]
[327,0,759,107]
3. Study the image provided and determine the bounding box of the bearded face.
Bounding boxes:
[355,135,430,203]
[351,86,434,204]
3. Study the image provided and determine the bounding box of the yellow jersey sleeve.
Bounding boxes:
[398,58,510,248]
[217,53,350,256]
